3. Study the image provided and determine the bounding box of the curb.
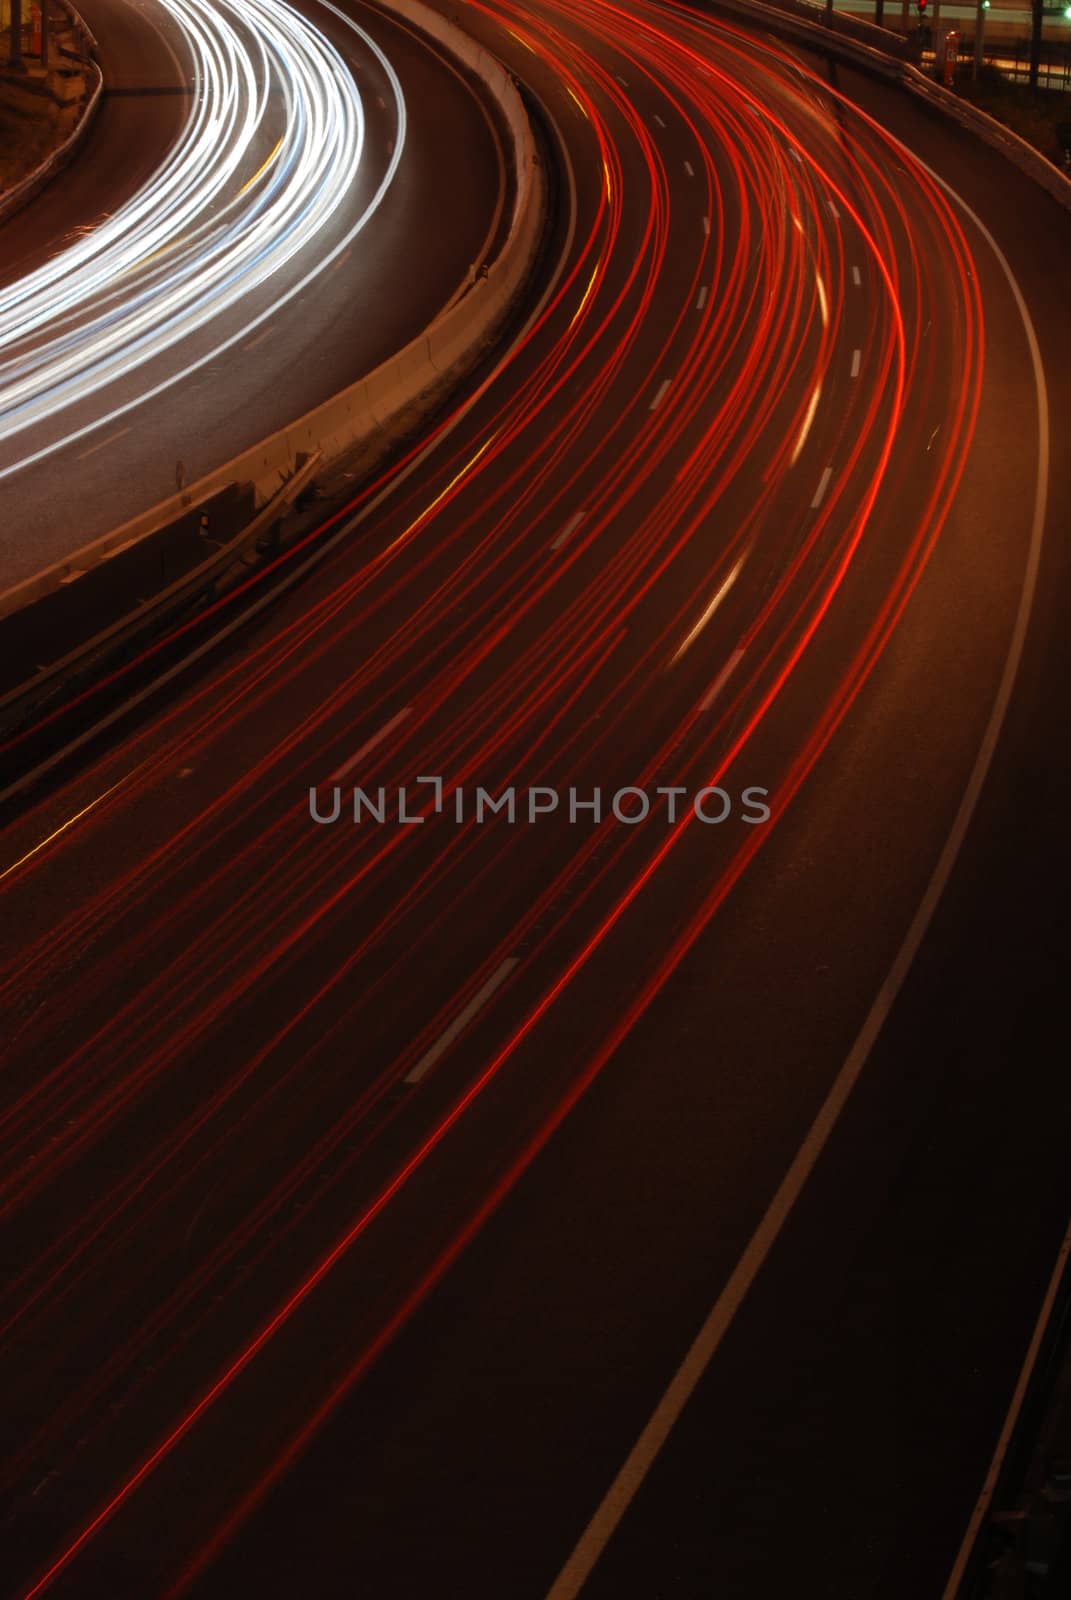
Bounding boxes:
[0,0,546,625]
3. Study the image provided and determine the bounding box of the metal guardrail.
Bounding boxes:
[826,2,1071,86]
[708,0,1071,205]
[762,0,915,52]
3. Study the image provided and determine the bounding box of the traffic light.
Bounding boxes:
[918,0,928,13]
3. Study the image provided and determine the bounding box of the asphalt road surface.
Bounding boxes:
[1,2,1069,1597]
[0,0,507,587]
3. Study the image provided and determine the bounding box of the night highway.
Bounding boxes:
[0,0,506,581]
[1,0,1070,1595]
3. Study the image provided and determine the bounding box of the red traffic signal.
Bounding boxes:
[917,0,927,10]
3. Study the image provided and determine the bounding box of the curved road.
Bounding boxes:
[0,2,1069,1597]
[0,0,508,587]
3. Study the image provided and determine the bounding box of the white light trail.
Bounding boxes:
[790,381,821,465]
[672,548,749,663]
[0,0,406,478]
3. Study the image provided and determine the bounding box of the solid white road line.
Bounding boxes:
[329,706,413,782]
[941,1221,1071,1597]
[552,511,586,551]
[900,152,1051,1600]
[545,130,1051,1600]
[404,958,520,1084]
[811,466,833,509]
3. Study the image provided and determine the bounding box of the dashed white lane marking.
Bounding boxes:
[852,264,862,287]
[653,112,666,128]
[76,426,131,460]
[850,348,861,379]
[683,159,694,177]
[695,285,708,311]
[702,215,710,235]
[650,378,672,411]
[811,466,833,509]
[327,247,352,276]
[329,706,413,782]
[614,73,628,86]
[789,146,801,162]
[243,327,273,351]
[404,957,520,1084]
[551,510,586,551]
[700,647,746,711]
[828,198,840,220]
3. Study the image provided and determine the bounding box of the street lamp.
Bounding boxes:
[974,0,990,78]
